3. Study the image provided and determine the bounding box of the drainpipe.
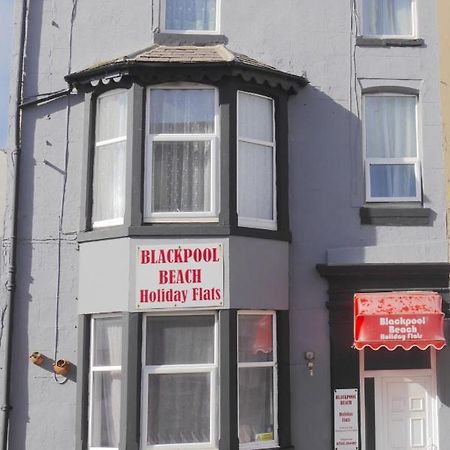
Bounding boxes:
[0,0,29,448]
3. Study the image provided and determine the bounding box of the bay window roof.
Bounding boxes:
[65,44,308,93]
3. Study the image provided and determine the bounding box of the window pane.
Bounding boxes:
[165,0,216,31]
[146,315,215,365]
[92,141,126,223]
[238,141,273,221]
[147,373,210,445]
[239,367,274,444]
[365,96,417,158]
[96,91,127,142]
[150,89,215,134]
[364,347,431,371]
[239,92,273,142]
[370,164,417,198]
[239,314,273,363]
[362,0,412,36]
[151,141,211,213]
[93,317,122,367]
[91,371,121,448]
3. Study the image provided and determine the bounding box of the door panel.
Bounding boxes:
[375,374,435,450]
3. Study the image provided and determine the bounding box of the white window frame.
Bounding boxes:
[88,314,123,450]
[144,83,220,223]
[92,89,127,229]
[237,91,277,231]
[363,92,421,202]
[237,311,278,450]
[160,0,221,34]
[359,0,417,39]
[141,312,219,450]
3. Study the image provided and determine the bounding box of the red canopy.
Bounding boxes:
[354,291,446,351]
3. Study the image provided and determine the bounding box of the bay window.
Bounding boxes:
[162,0,219,33]
[89,316,122,450]
[361,0,415,37]
[145,85,219,222]
[238,312,277,448]
[364,93,421,202]
[141,314,218,449]
[237,91,277,230]
[92,90,128,228]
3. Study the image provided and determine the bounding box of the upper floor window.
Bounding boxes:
[364,93,421,202]
[237,91,277,230]
[361,0,415,37]
[163,0,219,33]
[145,85,219,222]
[92,90,127,228]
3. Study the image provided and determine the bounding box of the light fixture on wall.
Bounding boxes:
[52,359,70,376]
[29,352,44,365]
[304,351,315,376]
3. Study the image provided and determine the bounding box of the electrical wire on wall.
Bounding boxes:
[351,0,361,120]
[52,0,78,385]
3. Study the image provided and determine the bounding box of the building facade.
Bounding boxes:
[1,1,450,450]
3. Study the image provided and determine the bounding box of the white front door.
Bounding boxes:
[374,372,437,450]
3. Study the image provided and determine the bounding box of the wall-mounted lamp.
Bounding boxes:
[304,351,315,376]
[29,352,44,365]
[52,359,70,377]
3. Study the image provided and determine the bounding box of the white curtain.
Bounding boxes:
[145,316,215,445]
[365,95,417,198]
[238,92,274,222]
[91,318,122,448]
[93,91,127,224]
[362,0,412,36]
[148,373,210,444]
[238,142,273,220]
[149,89,214,213]
[165,0,216,31]
[239,367,274,444]
[93,141,126,222]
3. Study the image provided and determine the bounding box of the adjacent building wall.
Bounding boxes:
[439,0,450,256]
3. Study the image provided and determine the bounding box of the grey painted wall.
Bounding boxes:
[2,0,448,449]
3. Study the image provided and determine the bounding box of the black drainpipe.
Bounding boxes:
[0,0,28,448]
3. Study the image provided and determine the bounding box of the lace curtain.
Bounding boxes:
[149,89,214,213]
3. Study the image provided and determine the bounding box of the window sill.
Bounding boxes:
[78,224,292,243]
[239,446,294,450]
[356,36,424,47]
[154,32,228,46]
[360,206,432,226]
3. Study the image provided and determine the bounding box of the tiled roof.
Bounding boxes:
[66,44,308,90]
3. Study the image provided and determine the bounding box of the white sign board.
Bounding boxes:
[136,243,224,309]
[334,389,359,450]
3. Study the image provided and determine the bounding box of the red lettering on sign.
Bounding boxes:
[159,269,202,285]
[140,250,151,264]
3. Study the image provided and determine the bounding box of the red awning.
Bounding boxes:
[354,291,446,351]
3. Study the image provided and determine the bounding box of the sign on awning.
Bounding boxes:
[354,291,446,351]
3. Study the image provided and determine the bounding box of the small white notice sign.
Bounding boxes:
[136,243,224,309]
[334,388,359,450]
